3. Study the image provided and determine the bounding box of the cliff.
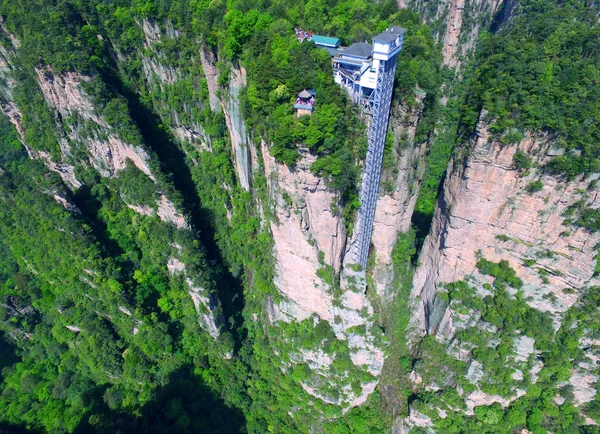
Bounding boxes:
[400,0,503,70]
[407,111,600,426]
[138,19,250,189]
[370,95,426,302]
[262,141,385,408]
[414,114,600,332]
[0,28,221,341]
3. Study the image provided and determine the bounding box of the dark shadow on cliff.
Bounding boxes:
[490,0,514,33]
[74,366,246,434]
[96,64,246,349]
[70,185,127,259]
[411,209,433,258]
[0,333,18,381]
[0,424,42,434]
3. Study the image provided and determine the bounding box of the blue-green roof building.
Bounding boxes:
[311,35,340,48]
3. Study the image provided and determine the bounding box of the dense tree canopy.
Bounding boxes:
[0,0,597,432]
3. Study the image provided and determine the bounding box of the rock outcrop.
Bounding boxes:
[167,255,220,339]
[199,48,222,113]
[222,65,251,191]
[403,0,503,70]
[198,41,251,190]
[35,67,155,181]
[410,111,600,417]
[370,95,427,301]
[413,116,600,331]
[263,142,345,322]
[262,141,385,407]
[138,18,211,152]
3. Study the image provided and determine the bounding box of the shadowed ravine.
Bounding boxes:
[98,62,247,348]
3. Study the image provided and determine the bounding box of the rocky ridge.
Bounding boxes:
[407,111,600,425]
[370,95,427,302]
[0,25,221,339]
[262,140,385,407]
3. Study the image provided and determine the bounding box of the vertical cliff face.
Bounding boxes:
[222,65,252,191]
[401,0,503,70]
[413,114,600,331]
[370,95,426,302]
[137,19,212,151]
[262,140,385,407]
[139,18,251,190]
[406,110,600,425]
[0,32,83,190]
[263,144,345,322]
[35,68,158,179]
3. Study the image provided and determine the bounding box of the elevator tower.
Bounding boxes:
[352,27,405,267]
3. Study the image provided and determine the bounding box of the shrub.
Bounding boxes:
[513,151,533,170]
[525,180,543,193]
[502,130,524,144]
[476,258,523,289]
[577,208,600,232]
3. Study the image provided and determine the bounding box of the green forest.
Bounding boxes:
[0,0,598,432]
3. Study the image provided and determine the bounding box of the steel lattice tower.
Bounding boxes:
[352,29,404,267]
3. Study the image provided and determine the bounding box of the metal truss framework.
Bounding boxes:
[352,54,399,267]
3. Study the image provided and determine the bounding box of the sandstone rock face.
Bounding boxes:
[53,193,81,214]
[441,0,465,68]
[0,31,83,190]
[370,95,426,301]
[141,55,178,85]
[262,142,344,322]
[125,195,189,229]
[0,44,17,100]
[413,119,600,331]
[199,49,221,113]
[35,67,155,181]
[222,65,251,191]
[262,141,386,408]
[198,45,251,190]
[405,0,502,70]
[410,111,600,415]
[140,18,161,48]
[155,196,189,229]
[35,68,103,124]
[3,101,83,189]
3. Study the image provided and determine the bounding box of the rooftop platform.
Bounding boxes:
[332,56,364,67]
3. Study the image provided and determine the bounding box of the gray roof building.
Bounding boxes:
[323,46,340,57]
[298,89,312,98]
[388,26,406,35]
[340,42,372,59]
[373,31,398,43]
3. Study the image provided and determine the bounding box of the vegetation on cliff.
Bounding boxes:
[462,0,600,178]
[0,0,598,432]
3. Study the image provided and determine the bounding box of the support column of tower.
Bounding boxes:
[353,54,400,267]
